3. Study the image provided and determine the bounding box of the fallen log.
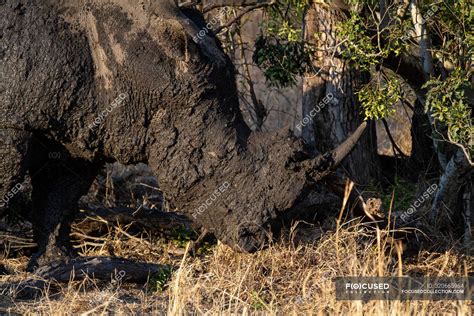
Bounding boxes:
[76,206,193,235]
[35,256,167,282]
[3,256,170,299]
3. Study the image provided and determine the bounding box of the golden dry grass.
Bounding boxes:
[1,214,472,315]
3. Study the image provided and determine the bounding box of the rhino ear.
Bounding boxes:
[303,122,367,182]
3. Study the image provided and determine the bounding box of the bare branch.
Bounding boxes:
[202,0,273,12]
[381,118,409,158]
[214,2,273,32]
[177,0,273,11]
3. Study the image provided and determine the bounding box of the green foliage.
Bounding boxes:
[252,0,472,157]
[383,18,413,56]
[423,68,473,153]
[425,1,473,70]
[337,14,381,70]
[252,0,312,87]
[357,77,401,120]
[250,290,268,310]
[337,0,472,154]
[172,226,197,248]
[336,9,410,70]
[265,0,308,42]
[420,1,473,156]
[196,242,215,256]
[271,20,300,42]
[149,265,173,292]
[380,177,417,212]
[345,0,378,6]
[253,36,313,87]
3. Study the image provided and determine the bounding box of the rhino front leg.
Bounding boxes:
[28,154,99,270]
[0,128,30,214]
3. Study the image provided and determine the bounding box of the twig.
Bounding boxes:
[214,3,272,33]
[203,0,274,13]
[381,118,408,158]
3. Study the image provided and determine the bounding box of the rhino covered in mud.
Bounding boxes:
[0,0,366,269]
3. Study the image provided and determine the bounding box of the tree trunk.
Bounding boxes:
[430,148,473,224]
[410,99,436,174]
[408,0,473,225]
[303,2,378,185]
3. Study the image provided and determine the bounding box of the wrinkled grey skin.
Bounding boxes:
[0,0,365,269]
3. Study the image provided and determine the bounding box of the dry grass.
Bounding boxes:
[1,167,472,314]
[1,215,472,315]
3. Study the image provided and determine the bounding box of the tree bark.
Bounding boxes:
[409,0,449,171]
[430,148,473,223]
[408,0,473,225]
[303,2,378,185]
[410,98,436,173]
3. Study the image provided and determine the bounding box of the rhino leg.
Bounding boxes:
[27,150,99,270]
[0,128,30,214]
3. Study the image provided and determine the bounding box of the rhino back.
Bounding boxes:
[1,0,241,164]
[0,1,95,140]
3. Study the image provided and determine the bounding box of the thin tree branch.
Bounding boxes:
[214,2,273,33]
[202,0,274,13]
[381,118,409,158]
